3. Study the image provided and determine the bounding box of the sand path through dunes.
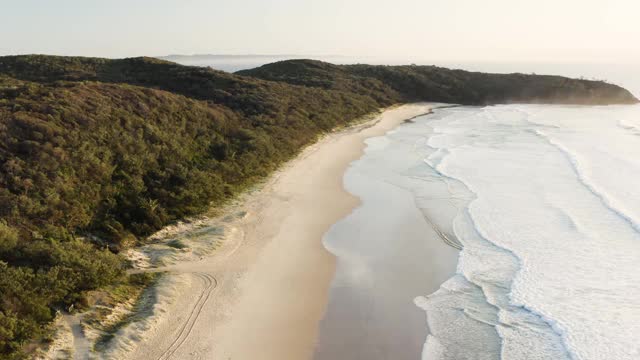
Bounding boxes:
[65,314,90,360]
[119,104,435,360]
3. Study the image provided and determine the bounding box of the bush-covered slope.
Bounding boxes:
[0,56,384,357]
[0,54,636,357]
[0,55,391,113]
[239,59,639,105]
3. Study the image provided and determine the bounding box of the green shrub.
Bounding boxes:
[0,222,18,254]
[166,239,188,249]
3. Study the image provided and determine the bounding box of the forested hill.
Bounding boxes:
[237,59,638,105]
[0,54,636,357]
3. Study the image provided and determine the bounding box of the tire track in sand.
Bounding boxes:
[157,272,218,360]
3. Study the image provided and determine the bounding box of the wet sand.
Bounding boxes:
[314,116,460,359]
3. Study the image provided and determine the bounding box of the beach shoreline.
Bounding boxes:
[314,107,461,359]
[99,103,436,359]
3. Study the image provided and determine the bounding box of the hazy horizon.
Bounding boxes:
[3,0,639,63]
[3,0,638,95]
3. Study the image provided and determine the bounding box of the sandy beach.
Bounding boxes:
[99,103,437,360]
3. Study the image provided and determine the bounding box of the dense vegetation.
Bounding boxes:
[238,59,638,105]
[0,54,636,357]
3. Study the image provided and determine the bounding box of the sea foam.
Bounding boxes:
[417,104,640,360]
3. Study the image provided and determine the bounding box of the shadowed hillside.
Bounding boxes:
[0,54,636,357]
[238,59,638,105]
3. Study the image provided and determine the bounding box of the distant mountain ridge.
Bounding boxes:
[0,54,636,357]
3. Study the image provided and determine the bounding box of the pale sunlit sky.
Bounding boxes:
[2,0,639,63]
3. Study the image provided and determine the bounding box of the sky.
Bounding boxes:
[2,0,639,63]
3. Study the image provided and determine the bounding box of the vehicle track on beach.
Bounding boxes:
[156,272,218,360]
[65,313,91,360]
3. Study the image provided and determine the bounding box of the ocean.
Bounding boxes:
[416,104,640,359]
[315,103,640,359]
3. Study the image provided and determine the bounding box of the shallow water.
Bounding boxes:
[314,111,461,359]
[418,104,640,360]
